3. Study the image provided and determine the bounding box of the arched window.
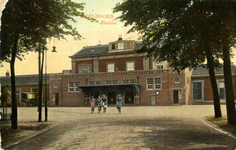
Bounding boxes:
[54,82,58,88]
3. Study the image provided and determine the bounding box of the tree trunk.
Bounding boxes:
[11,29,19,129]
[223,36,236,126]
[206,52,222,118]
[38,50,42,122]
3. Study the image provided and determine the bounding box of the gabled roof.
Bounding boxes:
[0,74,50,86]
[192,65,236,75]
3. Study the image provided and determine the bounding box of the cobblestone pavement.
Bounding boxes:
[3,105,236,150]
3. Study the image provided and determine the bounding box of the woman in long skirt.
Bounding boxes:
[116,94,123,114]
[90,96,96,113]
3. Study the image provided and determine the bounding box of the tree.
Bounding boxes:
[0,85,11,119]
[114,0,235,124]
[1,0,96,128]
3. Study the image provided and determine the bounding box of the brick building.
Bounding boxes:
[49,37,193,106]
[0,74,50,106]
[191,65,236,104]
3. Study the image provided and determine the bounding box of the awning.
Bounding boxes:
[77,83,141,97]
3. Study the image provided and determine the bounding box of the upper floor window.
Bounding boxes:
[126,61,135,71]
[107,63,115,72]
[112,43,115,50]
[156,65,163,70]
[54,82,58,88]
[147,77,162,90]
[78,64,92,74]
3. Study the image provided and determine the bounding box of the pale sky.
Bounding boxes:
[0,0,235,76]
[0,0,139,76]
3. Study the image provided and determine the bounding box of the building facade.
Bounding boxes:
[191,66,236,104]
[49,37,193,106]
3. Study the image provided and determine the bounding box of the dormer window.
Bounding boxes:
[112,43,115,50]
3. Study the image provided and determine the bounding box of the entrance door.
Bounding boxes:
[173,90,179,103]
[55,93,59,106]
[91,92,99,99]
[125,92,134,105]
[151,94,156,105]
[108,92,116,104]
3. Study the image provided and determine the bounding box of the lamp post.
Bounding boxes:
[45,44,57,122]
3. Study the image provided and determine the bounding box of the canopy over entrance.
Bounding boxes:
[77,84,141,98]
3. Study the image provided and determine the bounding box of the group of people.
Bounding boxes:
[90,94,123,114]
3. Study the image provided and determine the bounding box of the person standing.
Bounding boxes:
[102,94,108,113]
[96,96,103,113]
[116,94,123,114]
[90,96,96,114]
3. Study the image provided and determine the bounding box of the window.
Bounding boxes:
[68,82,80,92]
[218,81,225,99]
[126,61,135,71]
[175,77,180,83]
[192,81,203,100]
[54,82,58,88]
[147,77,162,90]
[68,82,74,92]
[113,80,118,84]
[107,63,115,72]
[75,82,80,92]
[147,78,153,89]
[112,43,115,50]
[130,79,136,84]
[123,79,129,84]
[89,81,95,85]
[96,81,101,85]
[78,64,92,74]
[106,80,111,85]
[156,65,163,70]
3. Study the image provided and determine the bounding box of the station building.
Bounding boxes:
[49,37,193,106]
[1,37,235,107]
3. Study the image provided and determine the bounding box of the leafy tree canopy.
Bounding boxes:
[114,0,236,72]
[0,0,96,63]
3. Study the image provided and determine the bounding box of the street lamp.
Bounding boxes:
[45,45,57,122]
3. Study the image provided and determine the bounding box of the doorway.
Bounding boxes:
[108,92,116,104]
[55,93,59,106]
[125,92,134,105]
[173,90,179,104]
[91,92,99,99]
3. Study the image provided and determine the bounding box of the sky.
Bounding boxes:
[0,0,236,77]
[0,0,139,76]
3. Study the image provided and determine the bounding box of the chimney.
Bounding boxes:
[6,70,9,77]
[118,35,122,41]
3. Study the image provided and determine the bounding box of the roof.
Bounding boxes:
[70,41,143,58]
[192,65,236,75]
[0,74,50,85]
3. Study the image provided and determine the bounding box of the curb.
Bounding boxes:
[201,117,236,140]
[2,122,58,149]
